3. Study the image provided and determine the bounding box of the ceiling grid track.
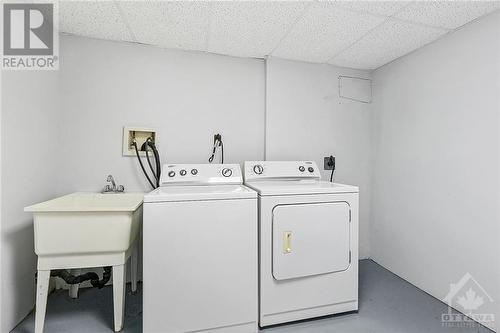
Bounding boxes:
[326,1,418,64]
[267,1,316,57]
[113,0,137,43]
[335,1,453,31]
[204,2,214,53]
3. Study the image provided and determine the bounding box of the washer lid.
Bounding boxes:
[144,184,257,202]
[245,180,358,196]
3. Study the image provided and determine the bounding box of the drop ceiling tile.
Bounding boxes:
[272,2,387,63]
[395,1,500,30]
[336,0,411,17]
[207,1,310,58]
[119,1,210,51]
[60,1,133,41]
[330,19,447,70]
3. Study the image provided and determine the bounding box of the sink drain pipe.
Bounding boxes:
[50,266,112,289]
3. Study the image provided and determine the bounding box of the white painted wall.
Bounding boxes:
[0,65,3,332]
[1,70,60,332]
[371,10,500,331]
[1,35,265,329]
[265,58,373,258]
[57,35,265,194]
[54,35,265,288]
[497,11,500,327]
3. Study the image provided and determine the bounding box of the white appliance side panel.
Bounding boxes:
[272,202,350,281]
[143,199,257,333]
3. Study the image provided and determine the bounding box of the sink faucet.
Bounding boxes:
[107,175,116,190]
[102,175,125,193]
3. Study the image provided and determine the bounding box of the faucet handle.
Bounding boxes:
[102,175,124,193]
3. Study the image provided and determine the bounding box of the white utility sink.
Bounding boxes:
[25,192,144,256]
[25,192,144,333]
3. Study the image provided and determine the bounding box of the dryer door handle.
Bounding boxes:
[283,231,292,254]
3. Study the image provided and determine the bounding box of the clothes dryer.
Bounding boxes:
[244,161,359,327]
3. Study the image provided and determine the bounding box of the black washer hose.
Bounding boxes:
[220,141,224,164]
[142,141,158,185]
[147,140,161,188]
[133,141,156,189]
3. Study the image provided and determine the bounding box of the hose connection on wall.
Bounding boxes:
[208,133,224,164]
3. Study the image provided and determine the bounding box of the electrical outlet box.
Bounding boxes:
[123,126,157,156]
[324,156,335,170]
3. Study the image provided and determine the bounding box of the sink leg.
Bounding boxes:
[131,245,138,294]
[35,270,50,333]
[69,268,81,299]
[113,265,125,332]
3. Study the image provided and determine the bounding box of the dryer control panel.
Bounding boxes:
[244,161,321,181]
[160,164,243,186]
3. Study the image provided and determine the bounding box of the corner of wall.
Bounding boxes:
[1,68,61,332]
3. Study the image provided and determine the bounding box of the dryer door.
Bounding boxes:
[272,202,350,281]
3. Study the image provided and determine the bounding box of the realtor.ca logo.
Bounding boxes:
[442,273,495,329]
[1,1,59,70]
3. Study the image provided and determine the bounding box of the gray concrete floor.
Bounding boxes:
[13,260,492,333]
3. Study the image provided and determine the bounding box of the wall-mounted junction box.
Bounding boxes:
[123,127,157,156]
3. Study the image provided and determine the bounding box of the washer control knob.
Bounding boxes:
[168,171,176,177]
[179,169,187,176]
[299,166,305,172]
[191,168,198,175]
[308,167,314,173]
[253,165,264,175]
[222,168,233,177]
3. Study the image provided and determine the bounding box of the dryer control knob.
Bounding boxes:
[191,169,198,175]
[308,167,314,173]
[179,169,187,176]
[168,171,175,177]
[299,166,305,172]
[222,168,233,177]
[253,165,264,175]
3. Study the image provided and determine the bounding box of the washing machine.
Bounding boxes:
[244,161,359,327]
[143,164,258,333]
